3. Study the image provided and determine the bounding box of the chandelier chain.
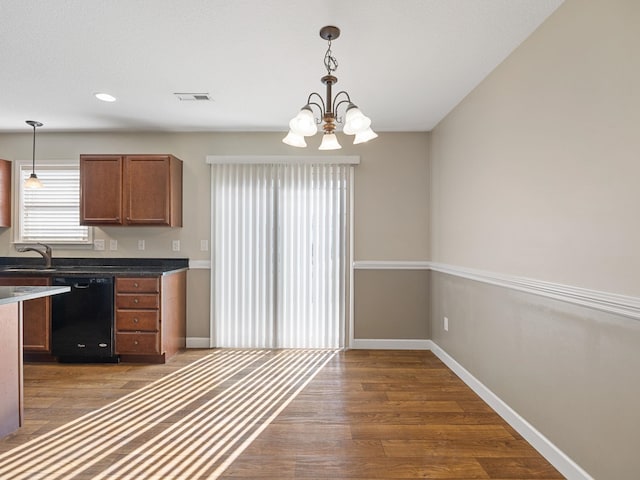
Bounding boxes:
[324,40,338,74]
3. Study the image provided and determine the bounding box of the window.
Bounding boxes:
[211,162,349,348]
[14,160,92,245]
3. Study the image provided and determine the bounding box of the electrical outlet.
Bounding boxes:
[94,239,105,251]
[200,240,209,251]
[109,239,118,251]
[172,240,180,252]
[137,239,145,251]
[444,317,449,332]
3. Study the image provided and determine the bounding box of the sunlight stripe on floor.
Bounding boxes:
[96,350,335,479]
[0,349,335,480]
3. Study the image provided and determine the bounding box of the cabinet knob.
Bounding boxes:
[133,298,139,304]
[133,282,139,288]
[134,340,139,345]
[133,317,139,323]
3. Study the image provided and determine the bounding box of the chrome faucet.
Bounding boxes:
[16,242,53,268]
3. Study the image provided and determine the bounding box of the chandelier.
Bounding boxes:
[283,26,378,150]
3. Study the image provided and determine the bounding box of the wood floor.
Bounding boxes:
[0,349,563,479]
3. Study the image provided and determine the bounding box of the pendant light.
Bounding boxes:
[25,120,43,189]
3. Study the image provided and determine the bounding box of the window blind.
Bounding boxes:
[19,164,90,243]
[211,163,347,349]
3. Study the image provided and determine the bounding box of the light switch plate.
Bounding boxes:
[172,240,180,252]
[94,239,105,251]
[138,240,145,250]
[200,240,209,251]
[109,239,118,251]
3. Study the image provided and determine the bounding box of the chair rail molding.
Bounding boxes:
[353,261,640,321]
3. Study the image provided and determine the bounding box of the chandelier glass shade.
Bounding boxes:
[283,26,377,150]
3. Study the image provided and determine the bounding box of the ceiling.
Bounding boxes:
[0,0,563,134]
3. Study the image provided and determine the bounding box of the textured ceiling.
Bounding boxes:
[0,0,564,133]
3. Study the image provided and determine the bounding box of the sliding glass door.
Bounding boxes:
[211,163,348,348]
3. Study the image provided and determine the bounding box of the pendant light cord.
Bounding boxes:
[31,123,36,174]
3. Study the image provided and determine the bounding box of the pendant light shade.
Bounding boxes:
[25,120,43,189]
[24,173,43,189]
[282,130,307,148]
[353,127,379,144]
[318,133,342,150]
[343,104,372,135]
[288,106,318,136]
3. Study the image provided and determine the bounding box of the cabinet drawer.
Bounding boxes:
[116,277,159,293]
[116,332,160,354]
[116,293,159,309]
[116,310,159,331]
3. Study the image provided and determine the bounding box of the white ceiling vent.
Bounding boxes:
[174,93,212,101]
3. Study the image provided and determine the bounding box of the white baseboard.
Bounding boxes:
[428,341,593,480]
[186,337,211,348]
[349,338,431,350]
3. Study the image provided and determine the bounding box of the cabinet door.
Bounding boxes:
[0,277,51,352]
[123,156,171,225]
[0,159,11,227]
[80,155,123,225]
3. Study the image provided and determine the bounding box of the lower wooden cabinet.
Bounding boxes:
[115,332,161,355]
[0,277,51,353]
[115,271,186,363]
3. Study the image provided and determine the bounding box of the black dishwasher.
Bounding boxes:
[51,276,117,362]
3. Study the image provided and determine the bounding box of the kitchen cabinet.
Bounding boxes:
[0,159,11,227]
[80,154,183,227]
[79,155,122,224]
[115,271,186,363]
[0,277,51,353]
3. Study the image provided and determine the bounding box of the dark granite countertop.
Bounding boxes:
[0,257,189,277]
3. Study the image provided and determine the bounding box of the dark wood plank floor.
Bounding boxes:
[0,349,564,479]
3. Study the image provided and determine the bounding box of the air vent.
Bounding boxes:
[174,93,212,101]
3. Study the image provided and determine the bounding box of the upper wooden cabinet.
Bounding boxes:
[80,154,183,227]
[80,155,123,225]
[0,159,12,227]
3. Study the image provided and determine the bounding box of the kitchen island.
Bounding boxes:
[0,285,69,438]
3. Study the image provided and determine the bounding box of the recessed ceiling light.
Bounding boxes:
[95,92,116,102]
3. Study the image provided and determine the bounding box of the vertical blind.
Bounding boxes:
[19,164,90,243]
[212,163,347,349]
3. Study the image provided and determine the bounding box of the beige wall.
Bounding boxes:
[431,0,640,297]
[0,131,430,339]
[354,269,429,339]
[429,1,640,478]
[431,271,640,480]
